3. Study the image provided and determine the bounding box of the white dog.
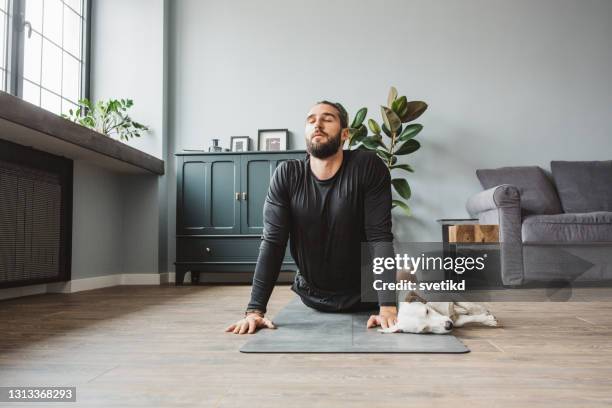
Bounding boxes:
[378,292,499,334]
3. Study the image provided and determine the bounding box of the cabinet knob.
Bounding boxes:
[235,192,240,200]
[205,247,211,253]
[242,192,247,200]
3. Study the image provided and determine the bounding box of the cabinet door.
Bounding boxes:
[240,153,305,235]
[177,155,241,235]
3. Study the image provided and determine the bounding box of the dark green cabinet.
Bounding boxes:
[177,156,241,235]
[175,150,306,284]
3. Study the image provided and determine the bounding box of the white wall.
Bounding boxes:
[90,0,165,159]
[87,0,168,276]
[168,0,612,247]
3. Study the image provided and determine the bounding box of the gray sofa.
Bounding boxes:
[466,161,612,286]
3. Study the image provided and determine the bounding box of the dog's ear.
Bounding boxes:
[404,291,427,304]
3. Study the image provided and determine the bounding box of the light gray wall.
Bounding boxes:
[71,162,162,279]
[121,175,161,274]
[168,0,612,249]
[71,161,123,279]
[84,0,167,277]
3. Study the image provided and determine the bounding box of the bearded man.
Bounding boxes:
[226,101,397,335]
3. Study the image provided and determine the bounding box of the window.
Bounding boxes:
[0,0,8,91]
[1,0,90,115]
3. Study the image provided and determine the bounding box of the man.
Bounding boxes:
[225,101,398,335]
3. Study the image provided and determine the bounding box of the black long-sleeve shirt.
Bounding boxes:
[247,148,397,313]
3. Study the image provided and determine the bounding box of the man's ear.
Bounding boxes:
[341,127,350,142]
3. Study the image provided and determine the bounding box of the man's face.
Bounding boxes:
[305,104,348,159]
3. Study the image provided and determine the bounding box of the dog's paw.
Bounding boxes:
[483,315,499,327]
[377,325,401,334]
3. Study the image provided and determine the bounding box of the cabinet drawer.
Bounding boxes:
[177,238,262,262]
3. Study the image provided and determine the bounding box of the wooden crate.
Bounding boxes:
[448,224,499,243]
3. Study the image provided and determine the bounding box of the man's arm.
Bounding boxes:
[363,154,397,315]
[246,162,292,314]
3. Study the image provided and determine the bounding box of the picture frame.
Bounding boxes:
[230,136,251,152]
[257,129,288,151]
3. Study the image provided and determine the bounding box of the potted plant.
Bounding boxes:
[345,87,427,215]
[62,98,149,142]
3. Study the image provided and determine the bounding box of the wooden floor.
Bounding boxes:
[1,284,612,408]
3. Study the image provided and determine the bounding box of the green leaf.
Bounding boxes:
[387,86,398,108]
[381,123,392,138]
[372,134,387,149]
[392,199,411,215]
[381,123,402,137]
[133,121,148,130]
[359,135,386,151]
[394,139,421,156]
[350,107,367,129]
[390,164,414,173]
[391,178,411,199]
[348,128,358,146]
[398,124,423,142]
[381,106,401,133]
[400,101,428,123]
[391,96,408,117]
[376,149,392,161]
[355,124,367,141]
[368,118,381,135]
[349,125,367,146]
[360,137,380,150]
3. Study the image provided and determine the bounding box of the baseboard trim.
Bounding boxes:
[0,273,165,301]
[0,271,294,301]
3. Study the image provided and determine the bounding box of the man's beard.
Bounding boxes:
[306,130,342,159]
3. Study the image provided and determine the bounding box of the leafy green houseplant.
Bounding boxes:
[62,98,149,142]
[346,87,427,215]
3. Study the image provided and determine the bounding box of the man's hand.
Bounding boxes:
[366,306,398,330]
[225,312,276,335]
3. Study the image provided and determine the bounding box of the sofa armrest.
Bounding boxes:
[465,184,524,285]
[466,184,521,217]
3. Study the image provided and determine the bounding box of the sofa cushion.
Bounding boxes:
[522,212,612,242]
[551,160,612,213]
[476,166,562,215]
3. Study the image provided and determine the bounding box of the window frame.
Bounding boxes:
[2,0,91,107]
[0,0,13,90]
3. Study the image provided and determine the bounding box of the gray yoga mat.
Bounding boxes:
[240,297,469,353]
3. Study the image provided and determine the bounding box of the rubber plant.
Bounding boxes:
[345,87,427,215]
[62,98,149,142]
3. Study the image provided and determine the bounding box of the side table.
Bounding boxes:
[436,218,502,288]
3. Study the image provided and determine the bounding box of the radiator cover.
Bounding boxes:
[0,139,72,288]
